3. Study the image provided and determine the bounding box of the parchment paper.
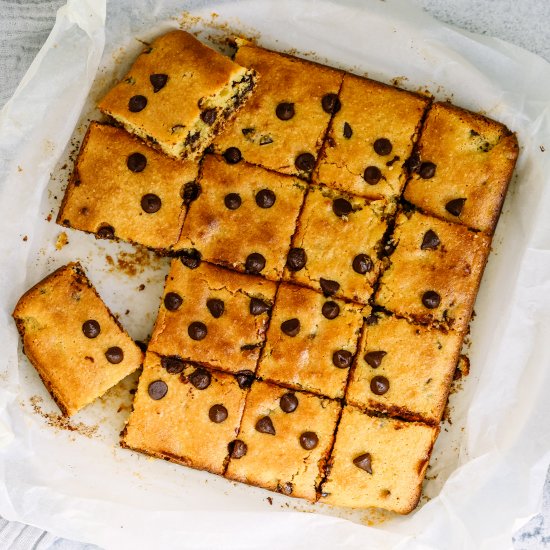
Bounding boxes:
[1,0,549,548]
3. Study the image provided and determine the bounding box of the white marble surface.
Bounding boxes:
[0,0,549,548]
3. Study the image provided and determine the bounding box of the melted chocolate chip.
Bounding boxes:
[419,162,436,179]
[364,166,382,185]
[224,193,242,210]
[182,181,201,203]
[188,321,207,340]
[320,278,340,296]
[333,349,352,369]
[321,93,341,114]
[286,248,307,271]
[245,253,266,274]
[255,416,276,435]
[141,193,161,213]
[421,229,440,250]
[255,189,276,208]
[249,297,271,316]
[276,102,295,120]
[150,73,168,92]
[97,225,115,239]
[161,356,184,374]
[343,122,353,139]
[180,249,201,269]
[300,431,319,450]
[353,453,373,474]
[281,318,300,337]
[127,152,147,172]
[105,346,123,364]
[370,375,389,395]
[200,108,217,125]
[405,151,421,173]
[235,369,254,389]
[148,380,168,400]
[280,392,298,413]
[295,153,315,172]
[223,147,242,164]
[206,298,224,318]
[209,404,228,423]
[365,313,379,325]
[373,138,392,156]
[228,439,247,458]
[422,290,441,309]
[352,254,373,274]
[164,292,183,311]
[332,198,352,218]
[128,95,147,112]
[364,351,387,368]
[322,301,340,319]
[189,368,211,390]
[445,198,466,217]
[82,320,100,339]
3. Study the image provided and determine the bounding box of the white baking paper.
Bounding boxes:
[1,0,549,548]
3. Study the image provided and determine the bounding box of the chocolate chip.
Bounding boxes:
[228,439,247,458]
[300,431,319,450]
[188,321,207,340]
[161,356,185,374]
[370,375,389,395]
[245,253,266,274]
[333,350,352,369]
[148,380,168,400]
[200,108,217,125]
[405,151,421,173]
[249,297,270,315]
[365,313,379,325]
[332,198,352,217]
[223,192,241,210]
[180,249,201,269]
[189,368,211,390]
[445,198,466,217]
[373,138,392,156]
[141,193,161,213]
[343,122,352,139]
[281,318,300,337]
[353,453,373,474]
[182,181,201,203]
[364,166,382,185]
[276,102,295,120]
[105,346,123,364]
[352,254,373,274]
[322,301,340,319]
[422,290,441,309]
[280,393,298,413]
[164,292,182,311]
[209,404,228,423]
[235,369,254,389]
[127,152,147,172]
[255,189,276,208]
[364,351,387,368]
[321,93,341,114]
[223,147,242,164]
[295,153,315,172]
[320,278,340,296]
[128,95,147,112]
[286,248,307,271]
[205,298,224,319]
[279,482,293,495]
[421,229,440,250]
[149,73,168,92]
[82,320,100,338]
[97,225,115,239]
[255,416,276,435]
[419,162,436,179]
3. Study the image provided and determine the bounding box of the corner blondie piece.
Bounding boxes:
[376,211,490,333]
[285,185,388,304]
[12,263,143,416]
[213,39,343,177]
[225,380,341,501]
[148,259,276,374]
[404,102,519,234]
[122,353,246,475]
[175,155,306,280]
[57,123,198,250]
[257,283,364,399]
[347,312,463,424]
[320,406,437,513]
[314,73,429,200]
[98,31,256,159]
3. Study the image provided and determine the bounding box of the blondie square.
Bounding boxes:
[122,353,246,475]
[320,406,437,513]
[148,259,276,374]
[284,185,388,304]
[225,380,341,501]
[347,312,463,424]
[57,122,198,250]
[213,39,343,177]
[175,155,306,280]
[404,102,519,234]
[314,73,429,200]
[98,30,256,159]
[12,263,143,416]
[257,283,364,399]
[376,211,490,333]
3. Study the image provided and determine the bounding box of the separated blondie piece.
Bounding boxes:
[314,73,430,201]
[225,380,341,501]
[404,102,519,234]
[57,122,198,250]
[175,155,306,280]
[122,353,247,474]
[376,211,490,333]
[213,39,343,178]
[284,185,388,304]
[347,312,463,424]
[257,283,364,399]
[148,259,276,374]
[320,406,437,513]
[98,31,256,159]
[12,263,143,416]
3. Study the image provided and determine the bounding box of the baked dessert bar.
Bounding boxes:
[225,380,341,501]
[98,30,256,160]
[122,352,246,475]
[148,259,276,374]
[175,154,306,280]
[213,39,343,177]
[314,73,430,201]
[375,210,491,333]
[347,312,463,424]
[57,122,198,250]
[319,406,437,513]
[257,283,364,399]
[12,263,143,416]
[404,102,519,234]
